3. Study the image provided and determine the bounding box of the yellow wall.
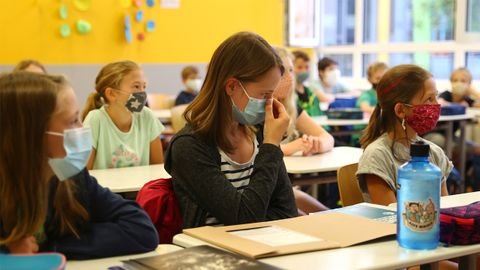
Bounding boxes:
[0,0,284,64]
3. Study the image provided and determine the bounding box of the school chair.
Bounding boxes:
[337,163,364,206]
[170,104,188,133]
[147,93,175,110]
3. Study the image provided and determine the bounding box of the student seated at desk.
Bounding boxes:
[356,62,388,114]
[82,60,164,169]
[425,67,480,191]
[175,65,202,106]
[292,50,324,116]
[165,32,298,228]
[356,64,452,205]
[274,47,334,214]
[0,73,158,259]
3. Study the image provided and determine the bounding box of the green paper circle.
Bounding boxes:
[60,24,71,38]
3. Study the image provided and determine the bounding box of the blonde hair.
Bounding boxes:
[0,72,88,246]
[13,59,47,73]
[274,47,297,138]
[81,60,140,120]
[184,32,284,153]
[367,62,388,80]
[450,67,472,83]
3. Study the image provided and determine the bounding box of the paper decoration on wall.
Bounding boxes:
[135,10,144,22]
[146,0,154,7]
[59,4,68,19]
[124,15,133,43]
[73,0,91,11]
[60,24,71,37]
[134,0,142,7]
[160,0,180,9]
[120,0,132,8]
[76,19,92,34]
[137,32,145,41]
[145,20,155,32]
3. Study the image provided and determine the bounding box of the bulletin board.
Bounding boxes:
[0,0,284,64]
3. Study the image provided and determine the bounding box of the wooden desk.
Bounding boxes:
[283,146,363,198]
[89,164,171,193]
[66,244,182,270]
[173,192,480,270]
[152,109,172,123]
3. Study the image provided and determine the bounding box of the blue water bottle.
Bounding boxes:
[397,141,441,250]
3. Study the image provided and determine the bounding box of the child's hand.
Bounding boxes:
[7,236,38,254]
[264,98,290,146]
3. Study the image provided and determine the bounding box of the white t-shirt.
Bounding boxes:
[83,106,164,169]
[356,133,453,202]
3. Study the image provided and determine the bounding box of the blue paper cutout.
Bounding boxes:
[125,15,131,30]
[146,0,154,7]
[146,20,155,32]
[125,29,133,43]
[135,10,144,22]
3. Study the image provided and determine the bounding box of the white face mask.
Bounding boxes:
[185,79,202,91]
[451,82,468,96]
[324,69,341,86]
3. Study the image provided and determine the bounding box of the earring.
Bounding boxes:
[401,118,406,130]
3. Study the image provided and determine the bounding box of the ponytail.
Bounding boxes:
[359,103,384,148]
[81,92,104,121]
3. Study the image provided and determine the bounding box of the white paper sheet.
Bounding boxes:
[229,226,322,247]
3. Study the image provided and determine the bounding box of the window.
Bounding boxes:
[389,52,453,79]
[362,54,379,76]
[323,0,355,45]
[363,0,378,43]
[467,0,480,32]
[390,0,454,42]
[466,52,480,79]
[322,54,353,76]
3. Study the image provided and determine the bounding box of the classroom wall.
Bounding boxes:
[0,0,285,105]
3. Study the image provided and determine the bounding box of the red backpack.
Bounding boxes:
[136,178,183,244]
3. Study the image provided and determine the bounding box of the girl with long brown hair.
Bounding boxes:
[0,72,158,258]
[164,32,298,228]
[356,64,452,206]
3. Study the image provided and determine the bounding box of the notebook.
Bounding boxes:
[0,252,66,270]
[122,245,282,270]
[313,203,397,224]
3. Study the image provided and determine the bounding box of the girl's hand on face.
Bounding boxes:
[264,98,290,146]
[7,236,38,254]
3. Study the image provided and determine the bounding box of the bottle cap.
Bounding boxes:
[410,140,430,157]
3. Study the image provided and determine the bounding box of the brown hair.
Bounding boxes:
[13,59,47,73]
[317,57,338,72]
[292,50,310,62]
[181,65,199,80]
[0,72,88,246]
[360,64,432,149]
[81,60,139,121]
[367,62,389,79]
[184,32,284,153]
[450,67,472,83]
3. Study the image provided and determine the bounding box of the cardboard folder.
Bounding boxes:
[183,212,396,258]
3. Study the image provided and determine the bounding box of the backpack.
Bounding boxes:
[136,178,183,244]
[440,201,480,245]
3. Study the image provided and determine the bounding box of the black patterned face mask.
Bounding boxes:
[125,92,147,112]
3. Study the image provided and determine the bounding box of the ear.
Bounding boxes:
[394,102,407,119]
[224,77,238,96]
[104,87,116,103]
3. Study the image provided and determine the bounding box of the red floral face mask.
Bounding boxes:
[404,104,441,135]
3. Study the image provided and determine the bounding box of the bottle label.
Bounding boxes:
[402,198,437,231]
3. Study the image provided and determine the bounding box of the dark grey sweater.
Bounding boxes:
[164,125,298,228]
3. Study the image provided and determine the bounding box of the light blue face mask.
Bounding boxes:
[46,127,93,181]
[232,82,266,125]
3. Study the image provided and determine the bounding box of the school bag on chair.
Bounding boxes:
[136,178,183,244]
[440,201,480,245]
